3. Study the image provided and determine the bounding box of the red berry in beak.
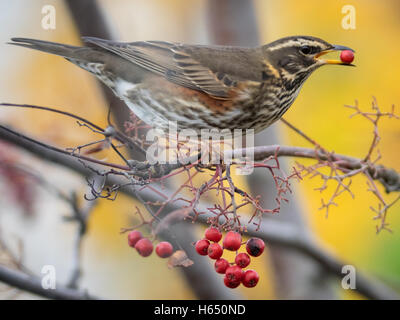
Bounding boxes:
[340,50,354,64]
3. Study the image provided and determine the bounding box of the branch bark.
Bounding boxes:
[230,145,400,192]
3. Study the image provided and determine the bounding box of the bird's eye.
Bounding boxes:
[300,45,312,55]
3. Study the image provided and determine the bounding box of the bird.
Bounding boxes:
[9,36,354,133]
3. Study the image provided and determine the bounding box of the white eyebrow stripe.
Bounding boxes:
[268,39,325,51]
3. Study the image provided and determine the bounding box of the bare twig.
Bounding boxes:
[64,189,98,289]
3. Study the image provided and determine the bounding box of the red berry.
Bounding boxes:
[340,50,354,64]
[242,270,259,288]
[134,238,153,257]
[195,239,210,256]
[225,265,244,282]
[207,243,223,260]
[246,238,265,257]
[223,231,242,251]
[224,276,241,289]
[214,259,230,274]
[127,230,142,248]
[205,227,222,242]
[155,241,173,258]
[235,253,251,268]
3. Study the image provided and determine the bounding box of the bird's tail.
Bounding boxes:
[9,38,87,60]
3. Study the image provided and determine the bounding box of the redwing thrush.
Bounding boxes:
[9,36,354,133]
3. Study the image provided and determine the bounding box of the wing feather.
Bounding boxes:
[82,37,261,99]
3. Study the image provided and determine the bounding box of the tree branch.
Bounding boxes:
[229,145,400,193]
[1,124,399,192]
[0,264,99,300]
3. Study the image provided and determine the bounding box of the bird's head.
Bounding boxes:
[262,35,354,87]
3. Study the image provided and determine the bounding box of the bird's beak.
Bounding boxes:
[314,45,356,66]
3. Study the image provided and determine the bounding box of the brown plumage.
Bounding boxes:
[9,36,354,132]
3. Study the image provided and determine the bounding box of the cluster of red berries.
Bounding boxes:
[195,227,265,289]
[127,230,174,258]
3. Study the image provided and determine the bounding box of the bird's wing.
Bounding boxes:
[82,37,262,99]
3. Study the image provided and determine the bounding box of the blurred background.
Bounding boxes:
[0,0,399,299]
